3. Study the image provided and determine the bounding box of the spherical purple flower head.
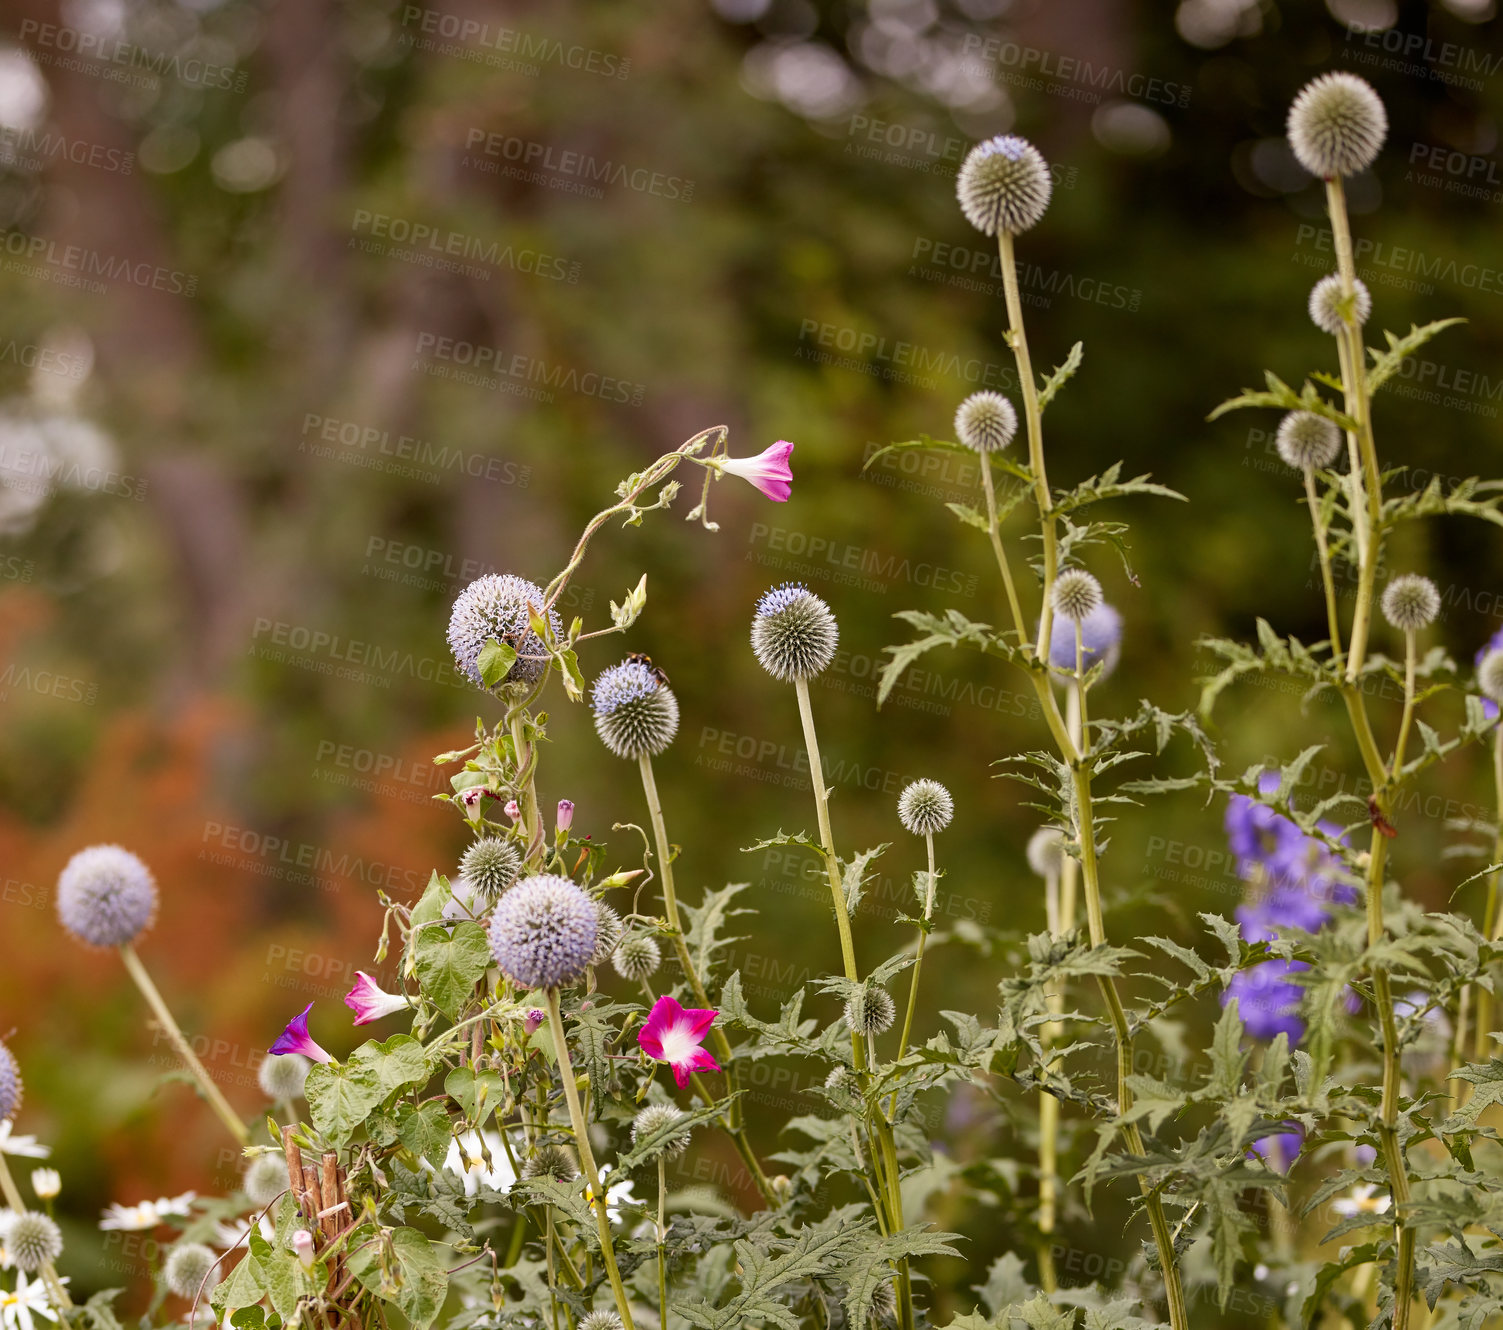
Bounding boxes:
[56,844,158,947]
[1250,1122,1304,1175]
[591,659,680,759]
[487,874,598,990]
[1223,960,1308,1043]
[751,583,838,681]
[957,135,1052,235]
[1225,771,1304,868]
[0,1037,20,1121]
[1045,602,1123,679]
[447,573,562,690]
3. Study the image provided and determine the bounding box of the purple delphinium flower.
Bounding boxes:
[270,1003,333,1064]
[1045,602,1123,679]
[1250,1122,1304,1174]
[1477,627,1503,719]
[1225,772,1304,867]
[1223,960,1307,1043]
[1237,886,1331,942]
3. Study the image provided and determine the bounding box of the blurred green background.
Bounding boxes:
[2,0,1503,1316]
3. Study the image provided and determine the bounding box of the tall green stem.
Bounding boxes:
[0,1151,70,1308]
[543,989,636,1330]
[979,460,1027,644]
[1304,468,1345,657]
[636,754,775,1204]
[896,834,937,1060]
[119,943,248,1146]
[996,230,1054,661]
[1469,728,1503,1067]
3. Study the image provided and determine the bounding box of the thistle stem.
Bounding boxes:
[543,989,636,1330]
[1470,727,1503,1067]
[119,943,248,1145]
[0,1151,70,1308]
[896,834,937,1061]
[1391,630,1418,780]
[979,459,1027,645]
[657,1157,668,1330]
[637,755,775,1205]
[793,678,861,991]
[996,230,1055,661]
[1304,468,1345,658]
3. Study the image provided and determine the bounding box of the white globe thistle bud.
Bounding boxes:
[5,1211,62,1271]
[590,902,623,966]
[1275,411,1342,471]
[56,844,158,947]
[612,933,661,982]
[459,837,523,906]
[258,1053,311,1102]
[825,1066,852,1091]
[447,573,562,690]
[870,1279,898,1327]
[0,1038,21,1122]
[1309,273,1371,336]
[487,874,598,990]
[1051,569,1103,624]
[1479,648,1503,704]
[579,1315,624,1330]
[897,780,953,836]
[954,392,1017,454]
[1381,574,1440,631]
[29,1170,59,1202]
[244,1154,290,1209]
[164,1242,218,1298]
[1287,72,1387,179]
[844,985,896,1036]
[521,1142,579,1183]
[957,135,1053,235]
[1026,827,1065,879]
[632,1102,692,1158]
[591,659,680,759]
[751,584,838,682]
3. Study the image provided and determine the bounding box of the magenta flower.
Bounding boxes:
[638,994,720,1088]
[270,1004,333,1064]
[344,972,408,1026]
[720,441,794,503]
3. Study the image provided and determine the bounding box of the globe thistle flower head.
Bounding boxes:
[1276,411,1342,471]
[0,1038,20,1122]
[954,392,1017,454]
[1051,569,1103,624]
[612,932,661,982]
[1287,72,1387,178]
[1381,573,1440,631]
[579,1315,624,1330]
[1309,273,1372,336]
[870,1280,898,1327]
[1478,647,1503,704]
[845,985,896,1036]
[258,1052,311,1101]
[459,837,523,906]
[5,1211,62,1271]
[487,874,598,990]
[897,780,953,836]
[447,573,560,690]
[521,1143,579,1183]
[751,583,838,681]
[244,1155,291,1209]
[1026,826,1066,879]
[591,659,680,759]
[632,1102,692,1158]
[1045,602,1123,678]
[56,844,158,947]
[591,902,623,966]
[957,135,1053,235]
[164,1242,218,1298]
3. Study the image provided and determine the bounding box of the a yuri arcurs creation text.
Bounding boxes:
[8,71,1503,1330]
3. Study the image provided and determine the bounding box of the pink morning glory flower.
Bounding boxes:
[720,441,794,503]
[270,1004,333,1064]
[344,972,408,1026]
[638,995,720,1088]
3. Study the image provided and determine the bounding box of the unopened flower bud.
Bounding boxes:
[556,800,575,834]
